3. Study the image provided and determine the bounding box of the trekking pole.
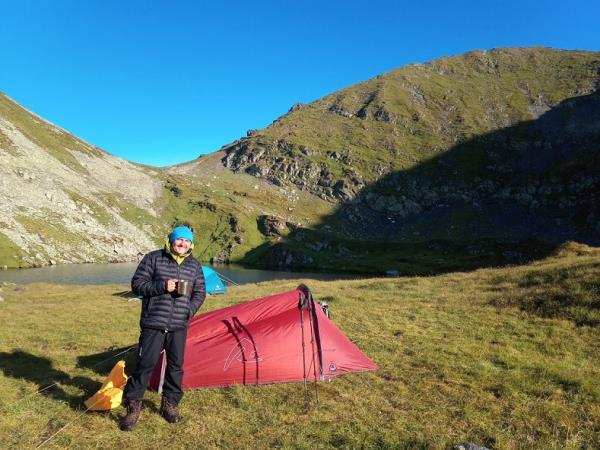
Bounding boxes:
[306,294,320,405]
[298,292,309,409]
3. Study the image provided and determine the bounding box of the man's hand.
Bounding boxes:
[165,279,177,292]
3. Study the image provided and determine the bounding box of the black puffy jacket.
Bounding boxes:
[131,248,206,331]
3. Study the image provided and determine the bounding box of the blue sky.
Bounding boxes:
[1,1,598,167]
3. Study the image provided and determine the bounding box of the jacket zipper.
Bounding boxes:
[165,261,180,332]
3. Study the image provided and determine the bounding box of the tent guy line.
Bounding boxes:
[35,395,106,449]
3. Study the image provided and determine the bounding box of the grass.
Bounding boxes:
[0,246,598,448]
[0,231,24,268]
[0,93,103,175]
[97,193,159,231]
[65,191,114,226]
[16,213,91,252]
[489,243,600,326]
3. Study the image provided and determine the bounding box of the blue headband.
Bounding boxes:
[169,226,194,242]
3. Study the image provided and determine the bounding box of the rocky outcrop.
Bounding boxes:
[222,139,365,202]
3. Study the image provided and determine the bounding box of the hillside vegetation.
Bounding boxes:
[0,244,598,448]
[187,48,600,271]
[1,47,599,273]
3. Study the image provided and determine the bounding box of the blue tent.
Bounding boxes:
[202,265,227,295]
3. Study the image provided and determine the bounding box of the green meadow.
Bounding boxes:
[0,243,598,449]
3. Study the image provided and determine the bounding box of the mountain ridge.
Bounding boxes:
[1,47,599,271]
[218,47,600,200]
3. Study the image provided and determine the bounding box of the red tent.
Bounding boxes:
[150,285,377,390]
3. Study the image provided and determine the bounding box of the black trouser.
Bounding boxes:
[123,327,188,405]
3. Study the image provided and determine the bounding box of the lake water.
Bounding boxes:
[0,262,359,286]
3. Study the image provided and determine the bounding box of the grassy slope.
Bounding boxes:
[0,101,335,268]
[236,48,600,183]
[209,48,600,271]
[0,93,165,268]
[163,152,336,262]
[0,93,104,174]
[0,245,598,449]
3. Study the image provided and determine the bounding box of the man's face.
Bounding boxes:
[171,238,191,255]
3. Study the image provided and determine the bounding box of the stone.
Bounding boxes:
[284,253,293,266]
[288,102,305,113]
[299,146,317,156]
[452,443,490,450]
[22,256,34,266]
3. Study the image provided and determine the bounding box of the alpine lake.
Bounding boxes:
[0,262,359,286]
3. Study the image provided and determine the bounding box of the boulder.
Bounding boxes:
[257,215,288,237]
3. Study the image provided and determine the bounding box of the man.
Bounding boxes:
[119,225,206,431]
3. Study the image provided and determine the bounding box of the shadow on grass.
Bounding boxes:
[0,350,101,410]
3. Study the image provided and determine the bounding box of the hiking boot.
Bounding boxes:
[160,397,182,423]
[119,399,142,431]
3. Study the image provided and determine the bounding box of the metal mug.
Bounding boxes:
[176,280,192,296]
